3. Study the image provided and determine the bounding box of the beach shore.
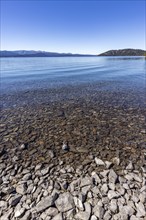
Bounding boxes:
[0,83,145,219]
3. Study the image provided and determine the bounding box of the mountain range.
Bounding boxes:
[0,49,145,57]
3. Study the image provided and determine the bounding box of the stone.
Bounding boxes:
[101,183,108,195]
[52,213,63,220]
[126,162,133,170]
[45,207,58,217]
[95,157,105,166]
[16,183,27,195]
[109,199,117,213]
[41,167,50,175]
[93,204,105,219]
[14,207,26,218]
[55,192,75,212]
[80,176,93,187]
[112,157,120,166]
[135,202,146,217]
[75,211,90,220]
[74,196,84,211]
[62,143,69,151]
[1,208,13,220]
[90,215,97,220]
[19,211,31,220]
[19,144,26,150]
[103,211,112,220]
[105,161,113,169]
[0,200,7,209]
[9,194,22,206]
[108,190,120,200]
[22,173,32,181]
[108,169,118,184]
[34,193,58,213]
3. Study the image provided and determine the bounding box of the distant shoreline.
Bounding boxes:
[0,48,145,57]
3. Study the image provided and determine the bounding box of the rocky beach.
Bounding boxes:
[0,81,145,220]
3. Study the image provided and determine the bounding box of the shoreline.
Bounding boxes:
[0,83,145,219]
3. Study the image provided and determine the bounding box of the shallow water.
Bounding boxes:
[1,56,145,94]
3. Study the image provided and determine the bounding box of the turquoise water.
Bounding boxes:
[1,57,145,94]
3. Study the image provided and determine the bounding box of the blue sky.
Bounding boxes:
[1,0,145,54]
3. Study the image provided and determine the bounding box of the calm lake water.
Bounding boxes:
[1,57,145,95]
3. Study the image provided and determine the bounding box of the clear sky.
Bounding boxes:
[1,0,145,54]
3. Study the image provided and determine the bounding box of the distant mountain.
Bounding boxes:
[98,49,146,56]
[0,50,96,57]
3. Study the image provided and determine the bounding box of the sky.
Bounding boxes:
[1,0,145,54]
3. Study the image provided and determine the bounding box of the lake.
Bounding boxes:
[1,56,145,94]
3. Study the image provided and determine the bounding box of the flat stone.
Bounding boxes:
[55,192,75,212]
[126,162,133,170]
[75,211,90,220]
[34,193,58,213]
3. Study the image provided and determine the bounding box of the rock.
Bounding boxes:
[0,200,7,209]
[45,207,58,217]
[95,157,105,166]
[22,173,32,181]
[19,210,31,220]
[74,196,84,211]
[9,194,22,206]
[1,208,13,220]
[75,211,90,220]
[19,144,26,150]
[55,192,75,212]
[103,210,112,220]
[48,150,55,158]
[108,169,118,184]
[52,213,63,220]
[80,176,93,187]
[93,204,105,219]
[62,143,69,151]
[14,208,26,218]
[112,157,120,166]
[130,216,140,220]
[126,162,133,170]
[101,183,108,195]
[41,167,50,176]
[105,161,113,169]
[90,215,97,220]
[16,183,27,195]
[109,199,117,213]
[108,190,120,200]
[34,193,58,213]
[135,202,146,217]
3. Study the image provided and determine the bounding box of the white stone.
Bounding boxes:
[55,192,74,212]
[95,157,105,166]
